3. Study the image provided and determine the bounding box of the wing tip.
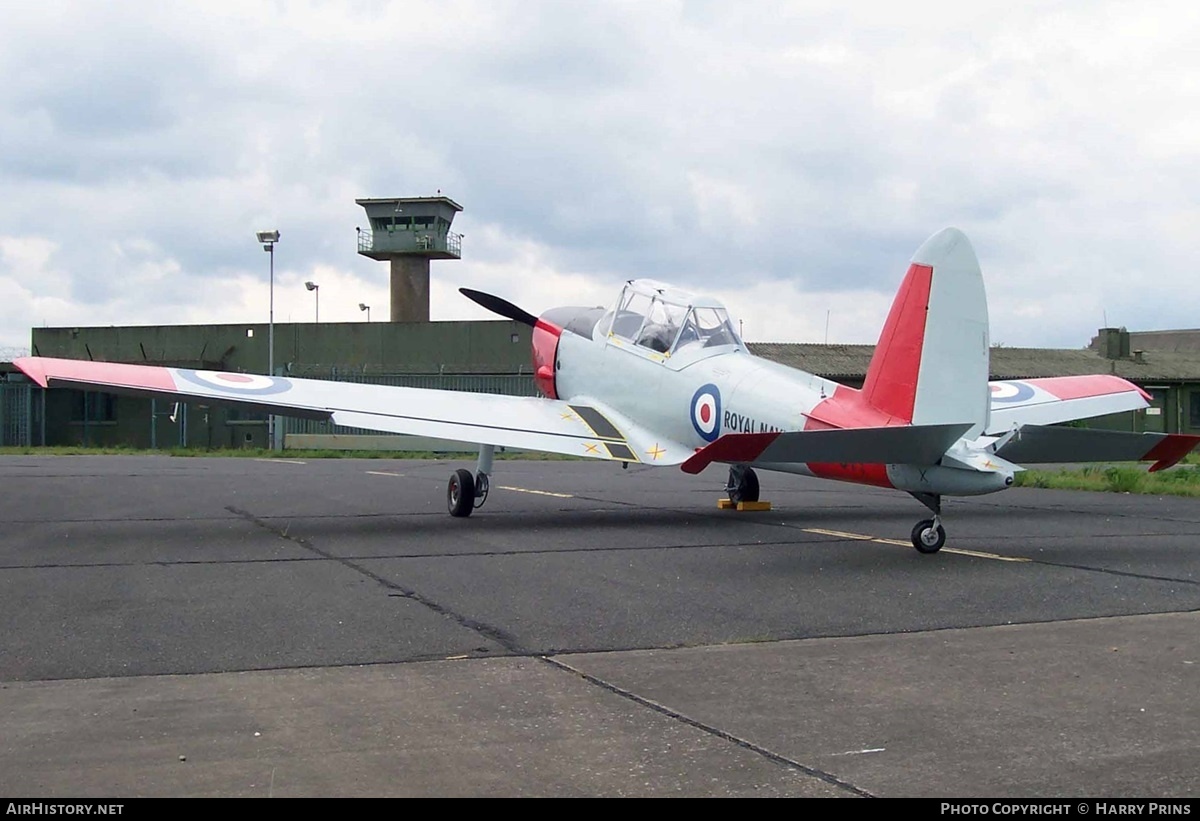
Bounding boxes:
[12,356,48,388]
[1146,434,1200,472]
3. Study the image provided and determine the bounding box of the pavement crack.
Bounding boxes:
[541,656,875,798]
[225,505,523,653]
[1029,559,1199,586]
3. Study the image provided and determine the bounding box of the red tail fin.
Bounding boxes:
[861,263,934,424]
[860,229,990,434]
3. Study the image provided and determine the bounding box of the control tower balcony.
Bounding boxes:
[355,196,464,261]
[357,226,462,260]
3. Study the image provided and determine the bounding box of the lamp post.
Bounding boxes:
[256,229,280,448]
[305,281,319,323]
[359,303,371,322]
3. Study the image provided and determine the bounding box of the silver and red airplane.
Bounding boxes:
[14,228,1198,552]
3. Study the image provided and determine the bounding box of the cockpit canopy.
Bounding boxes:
[603,279,742,355]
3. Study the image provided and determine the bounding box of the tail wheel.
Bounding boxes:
[911,519,946,554]
[448,469,476,518]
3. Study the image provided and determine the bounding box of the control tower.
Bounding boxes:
[355,196,463,322]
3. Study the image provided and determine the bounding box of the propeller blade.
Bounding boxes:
[459,288,538,327]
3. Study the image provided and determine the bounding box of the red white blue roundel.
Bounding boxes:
[691,383,722,442]
[989,380,1035,403]
[176,369,294,396]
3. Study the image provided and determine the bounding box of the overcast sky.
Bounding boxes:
[2,0,1197,358]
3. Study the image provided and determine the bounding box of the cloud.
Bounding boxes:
[2,1,1199,354]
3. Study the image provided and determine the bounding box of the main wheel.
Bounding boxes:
[726,466,760,504]
[473,472,490,509]
[911,519,946,554]
[448,469,476,518]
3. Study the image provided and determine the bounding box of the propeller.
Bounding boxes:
[459,288,538,328]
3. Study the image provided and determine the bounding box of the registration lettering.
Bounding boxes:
[723,410,782,435]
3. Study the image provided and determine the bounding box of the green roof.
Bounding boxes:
[748,343,1200,383]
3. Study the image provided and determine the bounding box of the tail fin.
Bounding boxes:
[861,228,990,435]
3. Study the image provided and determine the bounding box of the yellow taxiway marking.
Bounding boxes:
[804,529,1030,562]
[939,547,1030,562]
[254,458,306,465]
[366,470,404,477]
[831,747,886,757]
[498,486,574,499]
[804,528,874,541]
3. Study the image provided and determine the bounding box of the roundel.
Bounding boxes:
[690,383,722,442]
[176,369,294,396]
[989,380,1035,403]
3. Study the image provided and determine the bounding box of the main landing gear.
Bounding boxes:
[726,465,760,504]
[909,492,946,554]
[447,444,494,518]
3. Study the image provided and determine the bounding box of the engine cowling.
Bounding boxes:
[531,318,561,399]
[529,306,610,400]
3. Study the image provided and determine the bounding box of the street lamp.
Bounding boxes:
[359,303,371,322]
[256,229,280,448]
[305,281,319,323]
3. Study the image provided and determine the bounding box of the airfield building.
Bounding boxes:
[6,324,1200,449]
[3,193,1200,448]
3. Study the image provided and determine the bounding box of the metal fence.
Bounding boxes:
[0,382,37,446]
[0,369,533,448]
[280,372,537,437]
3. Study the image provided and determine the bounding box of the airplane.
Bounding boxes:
[14,227,1200,553]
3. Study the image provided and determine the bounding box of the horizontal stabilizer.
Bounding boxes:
[680,422,973,475]
[995,426,1200,472]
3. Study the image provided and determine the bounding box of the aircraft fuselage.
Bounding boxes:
[539,307,1013,500]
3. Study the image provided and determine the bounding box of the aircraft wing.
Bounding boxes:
[12,357,692,465]
[993,425,1200,472]
[680,423,973,475]
[985,375,1149,434]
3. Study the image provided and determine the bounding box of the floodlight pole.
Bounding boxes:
[257,230,281,448]
[268,243,274,375]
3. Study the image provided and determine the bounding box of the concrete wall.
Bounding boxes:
[31,320,534,449]
[32,320,532,375]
